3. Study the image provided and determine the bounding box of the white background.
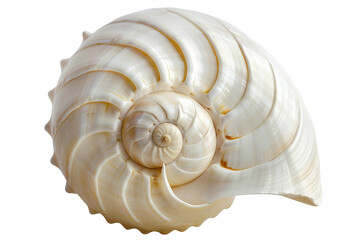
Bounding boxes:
[1,0,359,239]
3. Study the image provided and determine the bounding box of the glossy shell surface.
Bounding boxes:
[46,8,322,234]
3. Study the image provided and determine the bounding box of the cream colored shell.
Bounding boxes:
[46,8,322,234]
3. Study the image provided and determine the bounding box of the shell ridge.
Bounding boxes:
[122,171,141,223]
[175,151,215,172]
[161,166,209,208]
[186,115,212,145]
[221,48,276,139]
[94,152,122,211]
[59,45,123,85]
[262,55,302,161]
[178,98,197,132]
[60,46,153,90]
[141,139,154,167]
[58,70,136,95]
[81,21,185,84]
[53,103,120,179]
[169,161,206,175]
[215,20,250,114]
[97,157,141,225]
[220,56,302,170]
[67,132,119,212]
[53,101,120,138]
[199,101,320,204]
[108,19,188,83]
[145,176,171,222]
[53,72,135,119]
[166,9,219,93]
[67,131,116,183]
[169,9,249,114]
[77,43,161,82]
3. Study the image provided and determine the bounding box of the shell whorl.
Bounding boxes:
[152,123,179,149]
[46,8,321,234]
[122,91,216,186]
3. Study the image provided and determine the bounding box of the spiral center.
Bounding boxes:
[152,123,179,148]
[121,91,216,183]
[149,122,183,165]
[159,134,171,147]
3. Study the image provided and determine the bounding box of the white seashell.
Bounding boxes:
[46,8,321,234]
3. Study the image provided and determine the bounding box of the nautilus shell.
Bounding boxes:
[46,8,322,234]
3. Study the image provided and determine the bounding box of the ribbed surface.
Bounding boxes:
[46,8,321,234]
[121,91,216,186]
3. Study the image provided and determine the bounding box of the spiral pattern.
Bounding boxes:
[46,8,321,234]
[122,91,216,186]
[152,123,180,149]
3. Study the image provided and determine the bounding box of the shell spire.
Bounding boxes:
[47,8,321,234]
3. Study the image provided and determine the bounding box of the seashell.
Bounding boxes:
[46,8,322,234]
